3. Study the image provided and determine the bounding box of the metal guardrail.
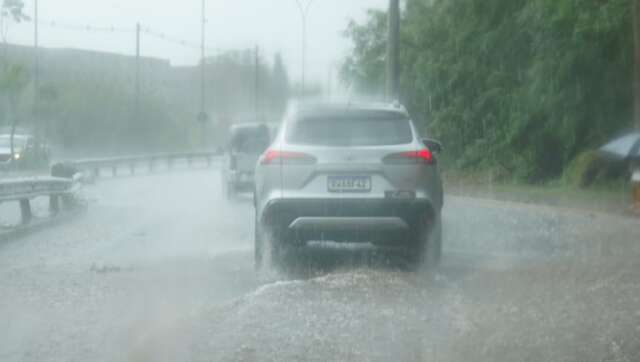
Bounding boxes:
[63,151,223,178]
[0,174,81,225]
[0,150,221,230]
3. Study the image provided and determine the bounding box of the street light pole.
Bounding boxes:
[255,45,260,119]
[200,0,206,119]
[197,0,209,149]
[135,22,140,126]
[34,0,40,137]
[386,0,400,101]
[295,0,313,94]
[634,0,640,128]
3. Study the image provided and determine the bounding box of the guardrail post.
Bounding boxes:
[94,168,100,178]
[149,159,154,172]
[19,199,32,224]
[167,157,173,170]
[112,166,117,177]
[130,163,135,175]
[206,156,211,167]
[49,195,60,214]
[187,157,193,168]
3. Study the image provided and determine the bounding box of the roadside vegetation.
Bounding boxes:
[443,169,632,214]
[342,0,634,188]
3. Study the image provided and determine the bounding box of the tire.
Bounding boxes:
[408,212,442,269]
[221,171,228,196]
[221,171,236,200]
[254,217,287,271]
[254,216,264,270]
[226,182,236,200]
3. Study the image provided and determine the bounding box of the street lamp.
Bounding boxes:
[199,0,208,124]
[294,0,313,94]
[34,0,40,138]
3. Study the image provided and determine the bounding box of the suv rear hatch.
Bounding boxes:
[266,109,430,199]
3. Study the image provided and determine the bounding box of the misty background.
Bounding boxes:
[0,0,387,156]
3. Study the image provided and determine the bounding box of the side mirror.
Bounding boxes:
[422,138,443,154]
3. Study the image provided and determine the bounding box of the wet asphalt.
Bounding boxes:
[1,169,640,362]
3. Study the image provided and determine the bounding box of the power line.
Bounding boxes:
[37,18,239,54]
[37,18,132,33]
[143,26,200,50]
[33,18,256,60]
[143,26,250,55]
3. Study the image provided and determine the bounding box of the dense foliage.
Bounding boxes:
[342,0,633,182]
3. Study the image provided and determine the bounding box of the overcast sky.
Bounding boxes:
[7,0,387,86]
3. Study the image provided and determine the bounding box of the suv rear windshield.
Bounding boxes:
[287,112,413,146]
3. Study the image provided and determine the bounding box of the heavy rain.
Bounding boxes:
[1,1,640,362]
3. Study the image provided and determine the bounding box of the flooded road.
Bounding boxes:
[1,170,639,361]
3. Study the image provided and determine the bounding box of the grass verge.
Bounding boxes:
[443,170,634,215]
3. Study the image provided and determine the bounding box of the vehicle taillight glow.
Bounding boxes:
[260,149,316,165]
[384,148,434,164]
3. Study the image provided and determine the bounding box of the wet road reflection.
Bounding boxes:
[1,171,639,362]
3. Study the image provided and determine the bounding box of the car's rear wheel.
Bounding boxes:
[254,217,287,271]
[226,181,236,199]
[408,212,442,269]
[221,171,236,200]
[254,217,264,270]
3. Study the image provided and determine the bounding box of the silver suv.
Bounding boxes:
[254,102,443,269]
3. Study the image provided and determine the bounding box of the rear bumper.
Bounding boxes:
[289,216,409,232]
[259,198,435,243]
[260,198,434,226]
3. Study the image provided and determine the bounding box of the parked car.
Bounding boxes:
[0,134,50,170]
[253,101,444,270]
[222,123,272,198]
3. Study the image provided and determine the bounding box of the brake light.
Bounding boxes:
[384,148,434,164]
[260,149,316,165]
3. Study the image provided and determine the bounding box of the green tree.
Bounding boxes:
[1,0,30,60]
[0,0,28,21]
[0,63,29,154]
[343,0,633,182]
[1,0,30,132]
[341,9,387,96]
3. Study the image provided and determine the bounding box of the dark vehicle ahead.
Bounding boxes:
[222,123,272,198]
[254,101,444,269]
[0,134,50,170]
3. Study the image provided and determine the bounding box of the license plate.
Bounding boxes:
[328,175,372,193]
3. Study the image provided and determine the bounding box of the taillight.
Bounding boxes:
[260,149,317,165]
[383,148,434,164]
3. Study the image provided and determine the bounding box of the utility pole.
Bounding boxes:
[200,0,206,121]
[197,0,209,149]
[386,0,400,101]
[34,0,40,138]
[135,22,141,127]
[634,0,640,128]
[327,67,332,100]
[295,0,313,94]
[255,45,259,120]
